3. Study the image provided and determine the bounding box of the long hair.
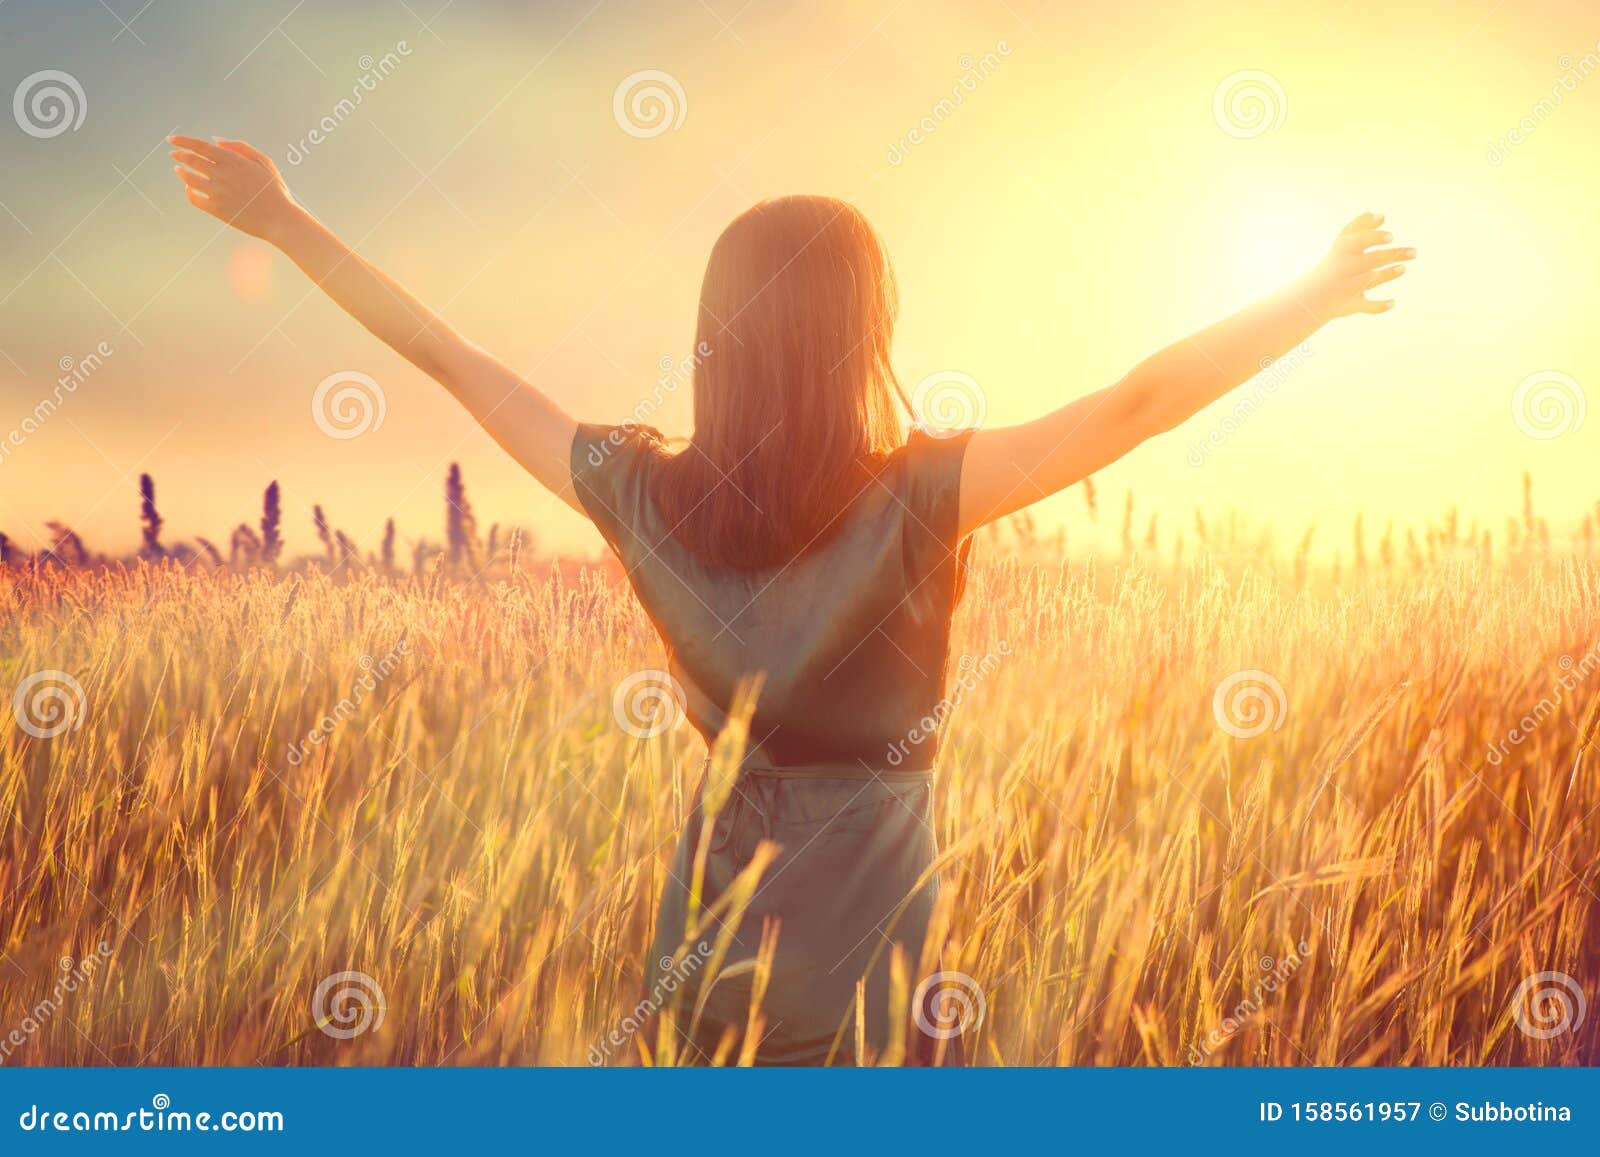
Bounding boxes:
[648,195,909,570]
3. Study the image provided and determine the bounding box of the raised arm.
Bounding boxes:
[956,213,1415,537]
[169,135,581,511]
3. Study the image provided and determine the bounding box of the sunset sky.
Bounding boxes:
[1,0,1596,559]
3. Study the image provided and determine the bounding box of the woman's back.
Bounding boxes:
[573,423,975,770]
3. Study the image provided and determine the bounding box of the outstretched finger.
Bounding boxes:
[174,165,211,191]
[1339,212,1384,236]
[1364,266,1407,290]
[1351,297,1395,315]
[184,186,218,216]
[170,149,215,170]
[1358,246,1416,269]
[169,135,228,163]
[1339,228,1392,254]
[217,138,272,167]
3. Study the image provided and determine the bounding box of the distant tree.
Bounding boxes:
[261,481,283,566]
[230,523,261,567]
[44,521,88,567]
[445,462,479,570]
[334,530,361,572]
[139,474,164,559]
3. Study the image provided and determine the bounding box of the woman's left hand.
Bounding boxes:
[169,135,302,244]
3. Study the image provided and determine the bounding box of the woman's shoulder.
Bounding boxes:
[891,426,976,592]
[572,421,669,471]
[569,422,671,543]
[893,425,975,499]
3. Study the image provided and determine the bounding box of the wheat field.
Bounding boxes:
[2,524,1598,1065]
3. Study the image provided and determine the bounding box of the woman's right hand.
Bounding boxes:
[169,135,303,245]
[1295,212,1416,321]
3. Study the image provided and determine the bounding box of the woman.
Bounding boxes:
[169,135,1414,1064]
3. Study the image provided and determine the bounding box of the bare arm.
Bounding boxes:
[170,135,581,511]
[957,213,1416,537]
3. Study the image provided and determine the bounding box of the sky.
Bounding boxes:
[0,0,1596,559]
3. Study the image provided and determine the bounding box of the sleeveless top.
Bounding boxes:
[569,424,975,771]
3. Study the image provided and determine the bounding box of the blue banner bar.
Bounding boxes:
[2,1067,1595,1153]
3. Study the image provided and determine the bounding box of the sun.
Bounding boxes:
[1222,199,1328,302]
